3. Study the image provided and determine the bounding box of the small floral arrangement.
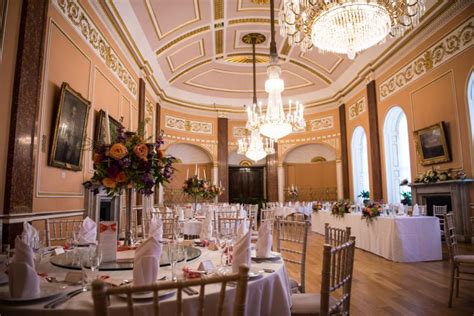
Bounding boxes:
[91,128,175,196]
[203,184,225,199]
[362,202,382,223]
[413,168,453,184]
[288,185,298,200]
[331,200,351,218]
[182,175,209,198]
[313,201,323,212]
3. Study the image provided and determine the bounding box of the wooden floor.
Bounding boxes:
[286,232,474,316]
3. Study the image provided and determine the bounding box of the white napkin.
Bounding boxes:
[200,214,213,241]
[178,208,185,221]
[78,217,97,244]
[132,237,162,286]
[232,231,251,273]
[255,221,273,257]
[9,237,40,298]
[239,208,247,219]
[413,204,420,216]
[20,222,38,248]
[148,216,163,242]
[230,205,237,212]
[237,219,249,239]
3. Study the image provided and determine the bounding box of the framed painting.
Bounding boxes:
[414,121,451,166]
[49,82,91,171]
[94,110,123,146]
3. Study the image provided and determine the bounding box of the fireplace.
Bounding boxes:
[410,179,473,242]
[84,184,122,235]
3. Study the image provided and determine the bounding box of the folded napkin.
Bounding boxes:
[9,237,40,298]
[413,204,420,216]
[256,221,273,257]
[20,222,39,248]
[132,237,162,286]
[148,215,163,242]
[237,218,249,238]
[178,208,185,221]
[232,231,251,273]
[78,217,97,244]
[239,208,247,219]
[200,214,213,241]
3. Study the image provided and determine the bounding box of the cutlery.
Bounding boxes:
[159,276,167,281]
[48,289,86,309]
[183,287,198,295]
[44,288,84,308]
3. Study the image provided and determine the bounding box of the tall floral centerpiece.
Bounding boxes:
[91,127,175,245]
[204,184,225,200]
[288,185,298,202]
[183,175,209,212]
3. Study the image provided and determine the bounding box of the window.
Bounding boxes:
[351,126,370,201]
[383,107,411,204]
[468,71,474,144]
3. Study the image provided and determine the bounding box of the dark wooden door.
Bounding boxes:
[229,167,264,204]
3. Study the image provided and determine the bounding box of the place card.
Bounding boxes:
[53,247,65,255]
[65,271,83,284]
[99,221,117,263]
[198,260,215,272]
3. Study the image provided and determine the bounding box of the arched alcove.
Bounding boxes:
[351,126,370,201]
[165,143,212,164]
[383,106,411,204]
[228,149,266,166]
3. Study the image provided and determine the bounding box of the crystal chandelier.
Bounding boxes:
[280,0,426,59]
[238,129,275,162]
[246,0,306,141]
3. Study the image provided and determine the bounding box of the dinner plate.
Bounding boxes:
[248,271,264,280]
[0,282,68,304]
[117,289,175,301]
[251,251,281,261]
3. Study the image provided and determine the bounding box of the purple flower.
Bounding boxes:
[118,158,131,168]
[106,165,120,178]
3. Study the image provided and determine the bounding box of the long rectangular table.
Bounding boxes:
[311,211,442,262]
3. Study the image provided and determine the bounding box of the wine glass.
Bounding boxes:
[168,243,180,281]
[88,244,102,281]
[216,233,227,269]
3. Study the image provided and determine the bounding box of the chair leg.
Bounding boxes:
[448,264,455,308]
[455,268,460,297]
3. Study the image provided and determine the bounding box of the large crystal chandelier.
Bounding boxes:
[237,33,275,162]
[246,0,306,141]
[280,0,426,59]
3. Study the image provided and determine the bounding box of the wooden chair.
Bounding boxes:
[276,218,310,293]
[324,223,351,247]
[443,213,474,307]
[91,265,250,316]
[433,205,448,236]
[291,237,356,316]
[261,209,275,232]
[45,218,83,247]
[285,213,308,222]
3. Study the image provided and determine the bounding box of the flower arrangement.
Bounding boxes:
[182,175,209,199]
[331,200,351,218]
[312,201,323,212]
[204,184,225,199]
[91,127,175,196]
[362,202,382,223]
[288,185,298,201]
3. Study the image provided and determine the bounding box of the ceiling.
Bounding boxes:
[96,0,443,111]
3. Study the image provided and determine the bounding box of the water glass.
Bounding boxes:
[88,244,102,281]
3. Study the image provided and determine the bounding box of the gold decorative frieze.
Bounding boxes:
[348,97,366,120]
[163,133,217,144]
[379,17,473,100]
[232,126,249,138]
[214,0,224,20]
[54,0,137,98]
[310,116,334,131]
[280,38,291,56]
[228,18,271,25]
[155,26,210,56]
[215,29,224,56]
[165,115,213,135]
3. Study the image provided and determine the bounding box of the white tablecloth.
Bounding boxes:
[311,211,442,262]
[0,247,291,316]
[273,205,312,218]
[182,220,202,236]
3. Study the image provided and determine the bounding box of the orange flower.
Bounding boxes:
[115,172,127,183]
[92,152,103,164]
[133,143,148,160]
[157,150,164,159]
[102,177,116,188]
[108,143,128,160]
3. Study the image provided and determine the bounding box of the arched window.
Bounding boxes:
[383,107,411,204]
[351,127,370,201]
[468,71,474,145]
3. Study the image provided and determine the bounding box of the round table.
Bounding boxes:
[0,246,292,316]
[182,220,202,236]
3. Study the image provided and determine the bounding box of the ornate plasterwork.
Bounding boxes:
[310,116,334,131]
[348,97,366,120]
[163,136,217,159]
[278,134,340,158]
[379,17,474,100]
[165,115,213,135]
[54,0,137,97]
[232,126,249,138]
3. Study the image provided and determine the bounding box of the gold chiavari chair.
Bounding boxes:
[45,218,83,247]
[92,265,250,316]
[324,223,351,247]
[217,217,246,236]
[248,205,258,232]
[261,209,275,232]
[291,237,356,316]
[276,218,310,293]
[443,213,474,307]
[433,205,448,238]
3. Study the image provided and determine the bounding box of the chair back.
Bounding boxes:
[45,218,83,247]
[275,218,309,293]
[217,217,246,236]
[247,206,258,232]
[92,265,250,316]
[444,213,459,261]
[261,209,275,232]
[433,205,448,217]
[324,223,351,246]
[320,237,356,316]
[162,216,178,239]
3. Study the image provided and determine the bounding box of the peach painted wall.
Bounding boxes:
[285,162,337,201]
[0,0,22,213]
[32,2,140,212]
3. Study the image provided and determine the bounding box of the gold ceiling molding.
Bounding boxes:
[215,29,224,56]
[289,60,332,85]
[379,16,473,101]
[163,133,218,144]
[233,30,270,50]
[237,0,276,12]
[228,18,273,25]
[169,59,213,84]
[280,38,291,56]
[348,97,366,120]
[298,52,343,74]
[144,0,201,40]
[165,115,213,135]
[251,0,270,4]
[166,39,205,73]
[54,0,138,97]
[213,0,224,20]
[224,54,270,63]
[156,26,210,56]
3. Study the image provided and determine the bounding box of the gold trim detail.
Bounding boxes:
[232,126,250,138]
[54,0,137,97]
[214,0,224,20]
[348,97,366,120]
[156,26,210,56]
[166,39,205,72]
[169,59,212,84]
[380,17,473,101]
[215,29,224,55]
[229,18,272,25]
[237,0,275,12]
[224,54,270,63]
[165,115,213,135]
[280,38,291,56]
[144,0,201,40]
[310,116,334,131]
[289,60,332,85]
[298,52,343,74]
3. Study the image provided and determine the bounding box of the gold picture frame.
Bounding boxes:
[49,82,91,171]
[414,121,451,166]
[94,109,123,146]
